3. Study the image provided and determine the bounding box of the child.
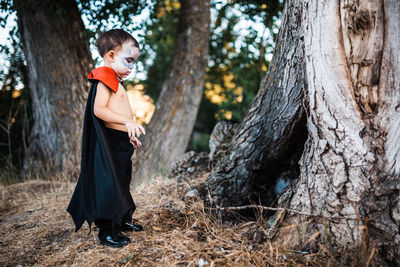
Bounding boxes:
[67,29,146,248]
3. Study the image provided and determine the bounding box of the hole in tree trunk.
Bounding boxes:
[236,113,308,219]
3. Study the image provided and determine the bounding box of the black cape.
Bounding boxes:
[67,73,135,232]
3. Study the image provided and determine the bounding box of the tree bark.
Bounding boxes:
[196,0,306,209]
[282,0,400,263]
[15,0,93,177]
[131,0,210,187]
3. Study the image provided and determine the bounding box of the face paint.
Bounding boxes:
[120,57,136,69]
[110,41,139,79]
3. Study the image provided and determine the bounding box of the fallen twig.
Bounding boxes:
[214,204,367,221]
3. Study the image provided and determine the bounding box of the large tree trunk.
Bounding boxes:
[193,0,399,262]
[131,0,210,187]
[197,0,306,209]
[15,0,93,177]
[283,0,400,263]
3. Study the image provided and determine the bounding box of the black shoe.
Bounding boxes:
[99,231,131,247]
[121,220,144,232]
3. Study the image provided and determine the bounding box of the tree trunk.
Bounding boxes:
[131,0,210,187]
[197,0,306,209]
[15,0,93,178]
[282,0,400,263]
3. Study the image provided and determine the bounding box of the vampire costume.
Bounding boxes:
[67,66,138,241]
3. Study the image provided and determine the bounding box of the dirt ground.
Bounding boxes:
[0,174,375,266]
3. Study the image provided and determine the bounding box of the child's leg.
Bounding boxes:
[122,209,133,223]
[95,218,113,239]
[95,218,131,247]
[120,208,143,232]
[103,128,141,233]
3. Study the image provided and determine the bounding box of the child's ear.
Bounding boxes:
[105,50,115,62]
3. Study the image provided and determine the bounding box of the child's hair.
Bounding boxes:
[95,29,140,57]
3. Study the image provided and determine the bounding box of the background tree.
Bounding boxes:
[131,0,211,187]
[14,0,94,177]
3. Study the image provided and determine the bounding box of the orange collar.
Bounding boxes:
[88,66,122,93]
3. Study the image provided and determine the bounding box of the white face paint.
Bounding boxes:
[110,40,140,79]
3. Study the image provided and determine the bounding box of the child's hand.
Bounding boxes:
[125,120,146,140]
[130,136,142,149]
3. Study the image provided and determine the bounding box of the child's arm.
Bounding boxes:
[93,82,145,139]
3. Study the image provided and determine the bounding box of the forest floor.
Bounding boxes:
[0,170,375,266]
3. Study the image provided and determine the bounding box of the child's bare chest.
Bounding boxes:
[107,84,133,115]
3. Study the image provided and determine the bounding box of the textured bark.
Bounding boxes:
[198,0,306,209]
[131,0,210,187]
[284,0,400,263]
[208,120,239,168]
[15,0,93,177]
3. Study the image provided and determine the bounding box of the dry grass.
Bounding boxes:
[0,173,377,266]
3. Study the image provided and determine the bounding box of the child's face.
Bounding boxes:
[110,40,139,79]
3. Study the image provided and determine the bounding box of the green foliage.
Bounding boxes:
[188,133,211,153]
[204,1,282,123]
[232,0,284,28]
[0,161,21,185]
[139,1,284,152]
[0,22,32,172]
[139,0,180,103]
[77,0,150,65]
[78,0,147,32]
[0,1,13,27]
[119,255,132,264]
